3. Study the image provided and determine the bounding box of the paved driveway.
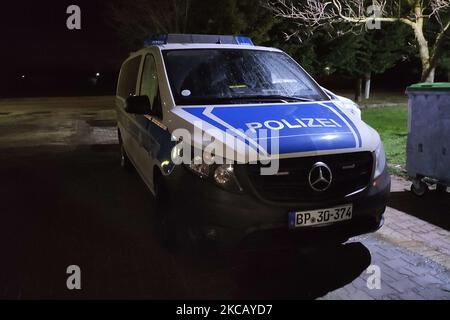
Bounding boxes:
[0,97,449,299]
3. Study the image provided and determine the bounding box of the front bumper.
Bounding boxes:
[165,164,391,248]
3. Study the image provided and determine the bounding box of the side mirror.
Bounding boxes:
[125,96,151,115]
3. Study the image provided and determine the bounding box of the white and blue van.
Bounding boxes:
[115,34,390,250]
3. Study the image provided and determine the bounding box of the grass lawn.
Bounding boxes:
[361,105,408,173]
[337,91,407,107]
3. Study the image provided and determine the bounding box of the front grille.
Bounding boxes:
[244,152,373,203]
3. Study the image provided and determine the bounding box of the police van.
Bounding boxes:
[115,34,390,250]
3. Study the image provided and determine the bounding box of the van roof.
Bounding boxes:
[128,43,282,57]
[144,33,254,46]
[135,33,282,53]
[154,43,282,52]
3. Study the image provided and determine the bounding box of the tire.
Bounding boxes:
[411,179,428,196]
[153,173,202,254]
[154,175,176,251]
[436,184,448,194]
[118,131,133,171]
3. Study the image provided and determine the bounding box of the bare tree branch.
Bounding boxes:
[265,0,450,81]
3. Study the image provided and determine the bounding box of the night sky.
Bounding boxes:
[0,1,432,98]
[0,0,127,97]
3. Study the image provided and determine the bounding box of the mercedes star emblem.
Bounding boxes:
[308,162,333,192]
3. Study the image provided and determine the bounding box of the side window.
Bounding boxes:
[140,54,162,118]
[117,56,141,98]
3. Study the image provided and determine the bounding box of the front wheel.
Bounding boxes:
[411,179,428,196]
[436,184,448,194]
[118,131,132,171]
[154,188,178,252]
[153,175,201,253]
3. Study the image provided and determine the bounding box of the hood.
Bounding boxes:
[169,100,379,161]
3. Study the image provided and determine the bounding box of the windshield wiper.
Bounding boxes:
[236,95,314,102]
[178,95,314,105]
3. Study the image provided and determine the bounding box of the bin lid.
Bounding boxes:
[407,82,450,92]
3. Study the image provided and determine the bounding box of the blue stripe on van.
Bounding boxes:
[182,102,359,154]
[323,102,362,147]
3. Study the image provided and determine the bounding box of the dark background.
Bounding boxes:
[0,0,126,98]
[0,0,443,98]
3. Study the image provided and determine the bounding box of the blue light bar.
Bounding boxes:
[235,36,254,45]
[144,34,168,46]
[144,34,254,46]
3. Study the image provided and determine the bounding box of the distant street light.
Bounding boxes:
[95,72,100,77]
[21,75,25,79]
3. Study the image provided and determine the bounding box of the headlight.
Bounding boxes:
[189,154,212,177]
[213,165,242,192]
[187,151,242,192]
[214,164,234,185]
[374,142,387,178]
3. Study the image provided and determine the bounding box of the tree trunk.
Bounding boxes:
[423,68,435,83]
[364,73,371,100]
[411,5,434,83]
[416,34,433,82]
[355,78,363,102]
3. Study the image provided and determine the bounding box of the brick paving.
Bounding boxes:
[321,176,450,300]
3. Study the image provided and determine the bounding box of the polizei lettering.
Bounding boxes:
[246,118,343,133]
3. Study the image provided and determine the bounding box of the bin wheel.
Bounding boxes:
[411,179,428,196]
[436,184,448,194]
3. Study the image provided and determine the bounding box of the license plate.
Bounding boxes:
[288,204,353,229]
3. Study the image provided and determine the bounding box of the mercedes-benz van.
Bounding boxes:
[115,34,390,250]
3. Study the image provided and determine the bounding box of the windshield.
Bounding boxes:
[162,49,328,105]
